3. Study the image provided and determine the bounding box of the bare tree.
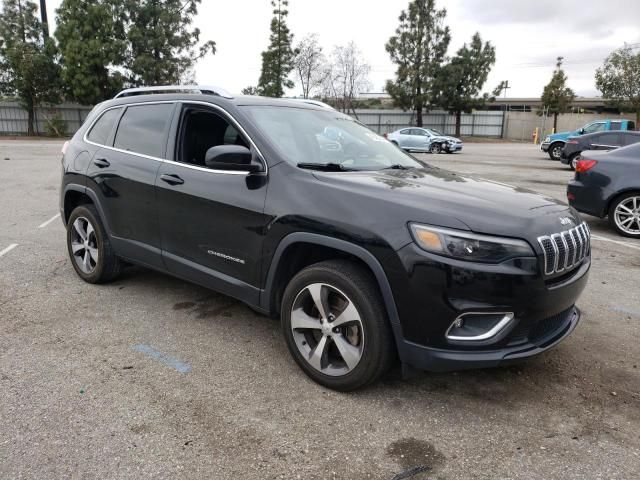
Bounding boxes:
[293,34,326,99]
[322,42,371,115]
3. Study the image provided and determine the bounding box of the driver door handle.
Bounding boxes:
[160,173,184,186]
[93,158,110,168]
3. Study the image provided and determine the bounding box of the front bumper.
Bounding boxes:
[540,142,550,152]
[389,242,590,372]
[400,307,580,371]
[446,143,463,152]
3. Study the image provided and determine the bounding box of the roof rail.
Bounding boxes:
[114,85,233,99]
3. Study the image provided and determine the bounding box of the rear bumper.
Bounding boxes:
[399,307,580,372]
[567,179,607,218]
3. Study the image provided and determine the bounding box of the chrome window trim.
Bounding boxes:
[82,99,267,176]
[445,312,515,342]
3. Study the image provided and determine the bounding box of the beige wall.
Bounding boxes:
[504,111,636,142]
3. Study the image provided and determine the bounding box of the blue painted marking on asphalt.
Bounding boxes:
[611,306,640,317]
[133,344,192,373]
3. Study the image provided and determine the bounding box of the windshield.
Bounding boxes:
[242,106,424,171]
[427,128,443,136]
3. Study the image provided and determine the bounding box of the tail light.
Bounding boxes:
[61,141,69,155]
[575,159,597,173]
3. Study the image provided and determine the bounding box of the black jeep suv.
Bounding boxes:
[60,86,590,391]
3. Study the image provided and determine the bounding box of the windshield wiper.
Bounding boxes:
[382,164,411,170]
[297,162,353,172]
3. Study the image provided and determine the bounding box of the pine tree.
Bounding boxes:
[434,33,496,137]
[125,0,215,86]
[0,0,61,134]
[385,0,450,127]
[257,0,295,98]
[541,57,575,131]
[55,0,127,104]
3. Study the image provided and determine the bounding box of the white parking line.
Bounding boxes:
[38,213,61,229]
[0,244,18,257]
[591,234,640,251]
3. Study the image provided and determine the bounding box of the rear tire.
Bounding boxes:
[568,153,580,170]
[66,205,122,283]
[281,260,395,391]
[608,192,640,238]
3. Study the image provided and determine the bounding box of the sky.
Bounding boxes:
[42,0,640,98]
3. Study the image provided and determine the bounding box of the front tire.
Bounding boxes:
[609,193,640,238]
[548,142,563,160]
[281,260,395,391]
[430,143,442,154]
[66,205,122,283]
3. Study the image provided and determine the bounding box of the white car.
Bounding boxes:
[386,127,463,154]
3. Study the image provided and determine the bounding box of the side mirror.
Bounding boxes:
[204,145,261,172]
[578,128,585,134]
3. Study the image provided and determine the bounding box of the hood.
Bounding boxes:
[433,135,461,143]
[312,166,579,241]
[548,130,576,141]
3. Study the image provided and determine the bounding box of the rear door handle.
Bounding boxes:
[160,173,185,186]
[93,158,110,168]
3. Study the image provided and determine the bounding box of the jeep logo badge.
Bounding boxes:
[559,217,573,226]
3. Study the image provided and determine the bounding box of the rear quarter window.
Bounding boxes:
[113,103,174,158]
[87,108,122,146]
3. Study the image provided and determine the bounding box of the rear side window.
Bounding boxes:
[114,104,174,158]
[628,121,636,131]
[610,121,622,131]
[87,108,122,145]
[399,129,412,135]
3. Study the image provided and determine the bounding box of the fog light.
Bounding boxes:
[446,312,514,342]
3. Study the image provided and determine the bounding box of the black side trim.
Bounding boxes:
[62,184,113,236]
[261,233,407,360]
[163,250,260,306]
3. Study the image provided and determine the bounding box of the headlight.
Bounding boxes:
[409,224,534,263]
[544,136,551,143]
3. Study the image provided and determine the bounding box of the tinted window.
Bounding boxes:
[114,104,174,158]
[598,132,621,145]
[87,108,122,145]
[622,134,640,146]
[583,122,606,134]
[628,121,636,130]
[610,121,622,131]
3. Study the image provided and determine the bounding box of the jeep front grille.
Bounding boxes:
[537,223,590,276]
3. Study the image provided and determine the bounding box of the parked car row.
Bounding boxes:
[561,131,640,169]
[541,119,636,160]
[385,128,463,154]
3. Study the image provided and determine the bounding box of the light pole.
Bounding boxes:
[39,0,49,38]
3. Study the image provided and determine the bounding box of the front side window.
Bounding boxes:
[87,108,122,145]
[243,106,424,171]
[399,129,412,135]
[114,103,174,158]
[583,122,605,134]
[411,129,428,136]
[176,106,249,167]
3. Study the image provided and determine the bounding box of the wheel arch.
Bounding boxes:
[606,188,640,217]
[260,233,405,353]
[63,184,111,235]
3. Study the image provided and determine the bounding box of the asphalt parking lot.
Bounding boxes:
[1,140,639,479]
